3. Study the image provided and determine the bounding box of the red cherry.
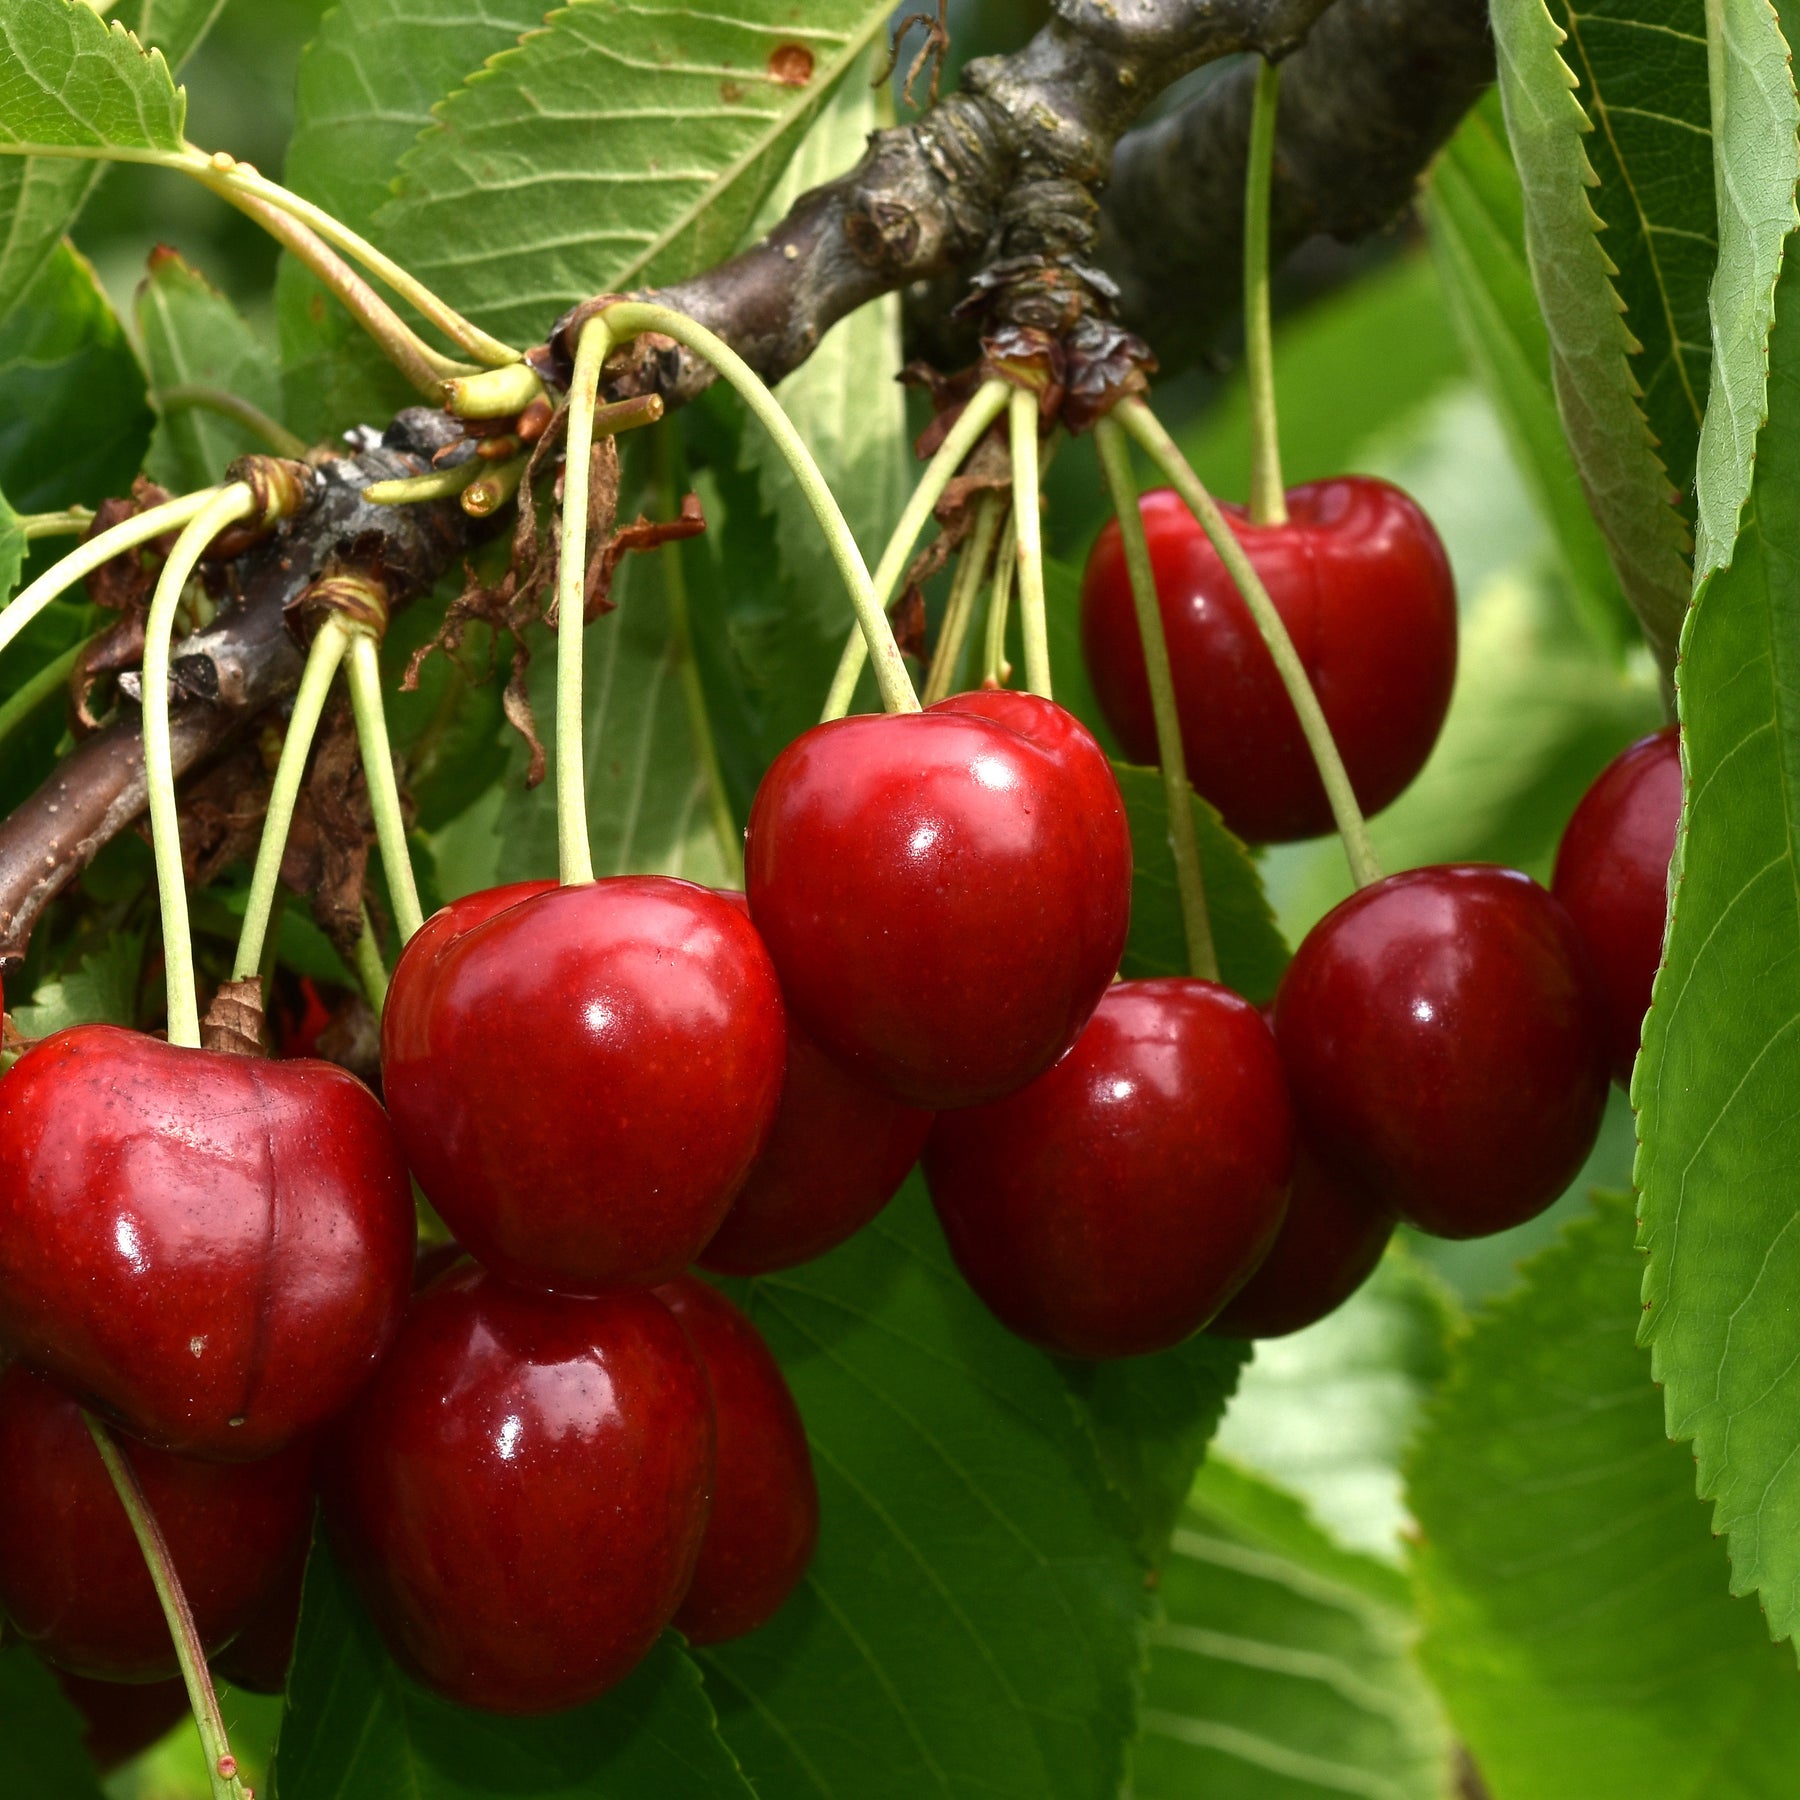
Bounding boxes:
[656,1275,818,1645]
[52,1668,190,1773]
[382,877,786,1293]
[212,1548,305,1694]
[745,691,1132,1109]
[1552,725,1681,1085]
[0,1363,314,1682]
[1274,865,1609,1239]
[325,1264,714,1714]
[1081,480,1457,843]
[0,1025,415,1459]
[923,979,1294,1358]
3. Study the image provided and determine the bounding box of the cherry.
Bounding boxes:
[0,1024,415,1459]
[325,1263,714,1714]
[212,1549,305,1694]
[1081,480,1457,844]
[923,979,1294,1358]
[52,1668,190,1773]
[1551,724,1681,1085]
[382,877,786,1293]
[746,690,1132,1109]
[699,893,932,1276]
[656,1275,818,1645]
[0,1363,314,1682]
[1273,865,1609,1239]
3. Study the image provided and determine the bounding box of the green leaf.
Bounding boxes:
[11,929,145,1036]
[1412,1193,1800,1796]
[0,0,184,153]
[1692,0,1800,574]
[277,1538,755,1799]
[136,245,286,491]
[1490,0,1695,668]
[0,481,22,604]
[0,1646,107,1800]
[123,0,232,71]
[375,0,897,346]
[701,1178,1166,1800]
[1214,1245,1456,1563]
[1425,90,1631,645]
[1131,1458,1450,1800]
[0,239,152,511]
[1637,222,1800,1647]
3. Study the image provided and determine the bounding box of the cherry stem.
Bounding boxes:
[0,487,226,661]
[231,616,351,982]
[1118,397,1381,888]
[598,301,918,716]
[363,460,484,507]
[1244,58,1288,529]
[984,507,1018,686]
[921,493,1003,706]
[820,376,1012,721]
[82,1415,247,1800]
[444,363,546,420]
[1094,416,1218,983]
[1007,386,1053,698]
[144,484,261,1048]
[344,627,425,944]
[154,386,309,459]
[18,506,94,541]
[353,903,390,1014]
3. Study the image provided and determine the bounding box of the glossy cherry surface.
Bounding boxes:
[53,1669,190,1773]
[1552,724,1681,1085]
[212,1549,306,1695]
[0,1025,415,1459]
[0,1364,314,1682]
[924,979,1294,1358]
[746,690,1132,1109]
[1274,865,1609,1239]
[657,1275,818,1644]
[383,876,786,1293]
[326,1263,714,1714]
[1081,480,1457,843]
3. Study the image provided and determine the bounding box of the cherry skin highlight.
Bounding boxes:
[657,1275,819,1645]
[1273,865,1609,1240]
[1081,480,1457,843]
[325,1263,715,1715]
[0,1363,315,1682]
[1552,724,1682,1086]
[382,876,786,1293]
[0,1024,415,1460]
[924,979,1294,1358]
[746,690,1132,1110]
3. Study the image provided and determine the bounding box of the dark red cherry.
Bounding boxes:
[0,1025,415,1459]
[1552,724,1681,1085]
[1081,480,1457,843]
[52,1668,190,1773]
[699,893,932,1275]
[212,1547,305,1694]
[325,1264,714,1714]
[382,877,786,1293]
[0,1364,314,1682]
[656,1275,818,1645]
[924,979,1294,1358]
[746,691,1132,1109]
[1274,865,1609,1239]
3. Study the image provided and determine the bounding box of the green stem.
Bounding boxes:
[83,1416,246,1800]
[154,385,309,459]
[984,507,1018,686]
[461,452,531,518]
[820,377,1013,720]
[921,493,1002,707]
[363,460,483,507]
[231,617,350,981]
[1119,396,1381,887]
[1094,416,1218,983]
[1007,386,1051,698]
[344,630,425,943]
[20,506,94,541]
[0,637,89,753]
[444,363,546,420]
[0,488,224,660]
[599,301,918,715]
[1244,58,1287,527]
[144,484,258,1047]
[352,904,390,1015]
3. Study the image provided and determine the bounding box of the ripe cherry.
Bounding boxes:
[924,979,1294,1358]
[1081,480,1456,843]
[383,877,786,1293]
[52,1669,190,1773]
[1551,724,1681,1085]
[325,1263,714,1714]
[0,1025,415,1460]
[0,1363,314,1682]
[746,690,1132,1109]
[657,1275,818,1645]
[212,1549,305,1694]
[1273,865,1609,1239]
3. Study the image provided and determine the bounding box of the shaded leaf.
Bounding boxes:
[122,0,229,68]
[1412,1193,1800,1795]
[11,929,144,1037]
[0,1646,107,1800]
[0,480,22,604]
